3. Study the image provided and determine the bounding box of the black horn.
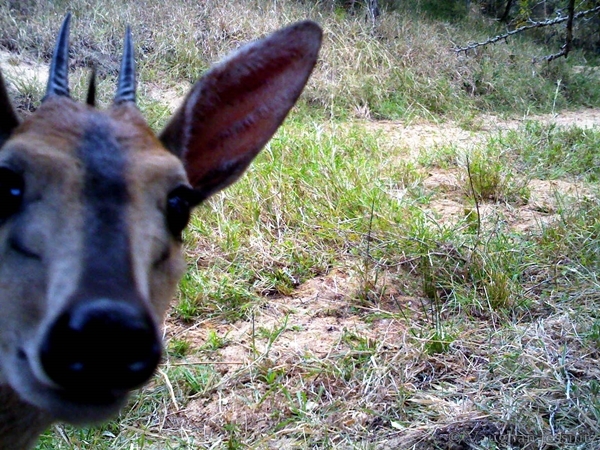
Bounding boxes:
[44,13,71,100]
[86,66,96,107]
[114,27,136,104]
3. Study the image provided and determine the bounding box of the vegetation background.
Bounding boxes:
[0,0,599,448]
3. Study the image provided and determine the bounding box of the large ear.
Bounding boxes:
[0,71,19,148]
[159,21,322,200]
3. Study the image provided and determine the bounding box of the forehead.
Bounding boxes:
[3,96,186,185]
[0,96,189,300]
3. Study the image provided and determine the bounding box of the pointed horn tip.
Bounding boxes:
[44,13,73,100]
[60,12,72,32]
[114,26,136,104]
[125,26,134,51]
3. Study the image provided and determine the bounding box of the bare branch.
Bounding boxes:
[453,4,600,56]
[544,0,576,61]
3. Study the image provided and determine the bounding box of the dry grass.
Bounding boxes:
[1,0,598,122]
[1,1,599,449]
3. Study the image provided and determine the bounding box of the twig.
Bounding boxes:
[158,368,179,411]
[454,4,600,55]
[544,0,576,62]
[52,425,72,446]
[362,197,376,301]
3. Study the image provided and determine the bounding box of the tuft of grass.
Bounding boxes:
[200,329,228,352]
[491,122,600,182]
[167,338,191,358]
[536,196,600,276]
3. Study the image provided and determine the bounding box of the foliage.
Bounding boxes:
[1,0,599,123]
[420,0,471,20]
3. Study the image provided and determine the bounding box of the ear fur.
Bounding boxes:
[0,71,19,148]
[159,21,322,201]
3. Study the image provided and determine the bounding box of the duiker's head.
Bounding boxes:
[0,14,321,425]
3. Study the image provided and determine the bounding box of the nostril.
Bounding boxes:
[40,299,161,392]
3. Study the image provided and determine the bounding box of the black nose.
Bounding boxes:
[40,299,161,392]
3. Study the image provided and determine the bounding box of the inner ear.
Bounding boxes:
[160,21,322,200]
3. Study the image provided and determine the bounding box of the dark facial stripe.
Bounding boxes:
[73,115,138,301]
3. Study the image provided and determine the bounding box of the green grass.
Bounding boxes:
[1,0,598,448]
[491,122,600,182]
[87,117,597,449]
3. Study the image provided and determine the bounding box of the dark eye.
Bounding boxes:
[166,186,202,238]
[0,167,24,220]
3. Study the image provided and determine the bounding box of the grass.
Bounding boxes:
[490,122,600,182]
[1,0,600,121]
[0,0,599,449]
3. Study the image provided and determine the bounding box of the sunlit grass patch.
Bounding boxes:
[176,122,412,320]
[491,122,600,182]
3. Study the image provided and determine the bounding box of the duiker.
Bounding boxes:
[0,14,321,449]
